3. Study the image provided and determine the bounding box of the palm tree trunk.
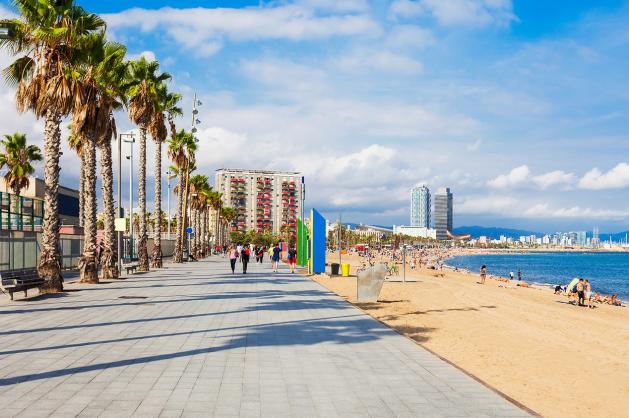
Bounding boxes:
[79,158,84,227]
[137,127,149,271]
[79,135,98,283]
[172,171,184,263]
[194,208,200,258]
[99,139,118,280]
[151,139,163,268]
[38,111,63,292]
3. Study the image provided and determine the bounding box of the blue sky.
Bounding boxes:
[2,0,629,233]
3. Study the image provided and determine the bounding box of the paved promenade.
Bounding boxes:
[0,258,530,417]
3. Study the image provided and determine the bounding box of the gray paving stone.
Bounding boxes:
[0,258,531,418]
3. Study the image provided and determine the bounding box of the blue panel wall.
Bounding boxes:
[310,208,326,274]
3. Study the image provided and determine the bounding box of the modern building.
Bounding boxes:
[434,187,453,240]
[355,224,393,241]
[410,185,430,228]
[0,176,80,227]
[393,225,436,239]
[214,168,304,237]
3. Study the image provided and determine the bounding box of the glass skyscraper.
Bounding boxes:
[410,185,431,228]
[434,187,453,240]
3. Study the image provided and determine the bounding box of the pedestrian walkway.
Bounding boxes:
[0,258,530,417]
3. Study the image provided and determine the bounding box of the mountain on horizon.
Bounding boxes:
[453,226,542,240]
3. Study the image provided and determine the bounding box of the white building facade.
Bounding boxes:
[393,225,437,239]
[214,169,304,238]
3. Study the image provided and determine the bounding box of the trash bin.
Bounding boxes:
[331,263,340,275]
[182,250,189,261]
[341,263,350,277]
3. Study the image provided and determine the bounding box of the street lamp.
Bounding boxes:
[116,132,135,273]
[165,169,173,240]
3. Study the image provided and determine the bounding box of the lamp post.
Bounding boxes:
[121,134,136,259]
[116,132,135,272]
[166,169,172,240]
[181,93,202,254]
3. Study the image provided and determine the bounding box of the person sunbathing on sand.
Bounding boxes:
[517,282,530,288]
[594,293,603,303]
[608,294,623,307]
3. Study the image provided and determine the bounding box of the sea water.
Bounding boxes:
[446,252,629,300]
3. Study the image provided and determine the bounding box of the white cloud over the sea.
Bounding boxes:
[578,163,629,190]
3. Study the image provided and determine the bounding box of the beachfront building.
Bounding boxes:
[0,176,80,227]
[434,187,453,240]
[410,185,430,228]
[393,225,436,239]
[214,168,304,238]
[355,224,393,241]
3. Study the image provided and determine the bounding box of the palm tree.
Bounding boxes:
[189,174,209,258]
[125,57,171,271]
[0,133,42,201]
[72,34,128,283]
[149,85,180,268]
[167,129,196,262]
[208,191,223,247]
[1,0,105,292]
[67,129,85,227]
[220,207,236,245]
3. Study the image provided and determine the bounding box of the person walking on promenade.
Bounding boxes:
[242,243,251,274]
[287,246,297,274]
[259,246,265,264]
[479,265,487,284]
[229,245,239,274]
[271,243,281,272]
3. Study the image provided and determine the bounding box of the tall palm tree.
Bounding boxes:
[167,129,196,262]
[72,34,128,283]
[208,190,223,247]
[67,129,85,227]
[0,133,42,199]
[149,85,180,268]
[221,207,236,245]
[125,57,171,272]
[188,174,209,258]
[96,44,128,280]
[1,0,106,292]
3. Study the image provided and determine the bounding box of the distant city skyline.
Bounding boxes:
[1,1,629,231]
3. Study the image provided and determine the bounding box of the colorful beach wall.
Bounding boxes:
[296,209,326,273]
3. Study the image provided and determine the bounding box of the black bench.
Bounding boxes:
[0,268,46,300]
[122,258,139,274]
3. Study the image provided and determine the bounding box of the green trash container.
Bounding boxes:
[341,263,350,277]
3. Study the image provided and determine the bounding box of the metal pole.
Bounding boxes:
[128,141,134,258]
[117,134,122,274]
[338,213,342,267]
[403,245,406,283]
[167,171,171,240]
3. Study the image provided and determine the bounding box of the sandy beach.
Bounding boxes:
[312,252,629,418]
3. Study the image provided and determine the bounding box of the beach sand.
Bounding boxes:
[312,253,629,418]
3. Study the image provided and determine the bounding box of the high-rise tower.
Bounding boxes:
[410,185,431,228]
[434,187,453,240]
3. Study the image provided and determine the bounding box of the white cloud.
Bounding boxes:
[0,4,16,18]
[487,165,529,188]
[532,170,574,190]
[334,49,424,75]
[295,0,369,12]
[386,25,435,51]
[104,5,380,56]
[388,0,424,20]
[524,204,629,219]
[390,0,516,27]
[466,138,482,151]
[128,50,157,62]
[457,196,518,214]
[578,163,629,190]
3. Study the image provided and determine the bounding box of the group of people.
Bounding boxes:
[553,278,623,308]
[226,243,299,274]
